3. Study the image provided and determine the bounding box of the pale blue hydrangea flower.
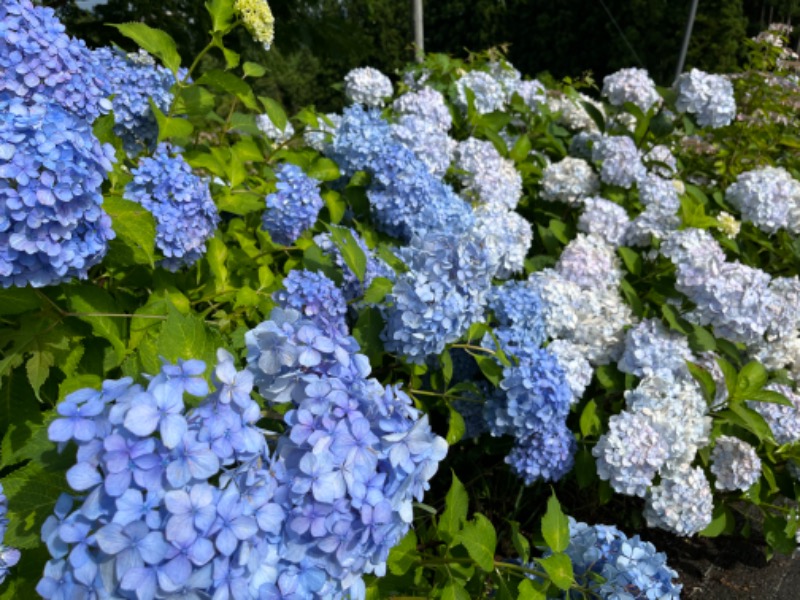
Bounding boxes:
[555,233,623,290]
[392,115,456,177]
[617,319,693,379]
[725,166,800,234]
[455,138,522,209]
[540,157,599,205]
[262,163,323,246]
[710,435,761,491]
[392,86,452,131]
[643,144,678,178]
[644,465,714,535]
[303,113,340,153]
[547,92,603,131]
[513,79,547,111]
[577,196,631,247]
[455,70,506,114]
[546,339,593,403]
[592,135,646,188]
[0,483,21,585]
[602,67,661,112]
[675,68,736,128]
[749,384,800,445]
[473,204,532,278]
[257,112,295,144]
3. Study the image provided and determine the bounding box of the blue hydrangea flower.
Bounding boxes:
[0,93,116,288]
[602,67,661,112]
[262,163,323,246]
[392,86,452,132]
[592,135,646,188]
[710,435,761,492]
[0,0,112,121]
[274,269,348,336]
[124,143,219,271]
[505,421,576,484]
[675,68,736,128]
[644,465,714,536]
[93,48,181,156]
[725,166,800,235]
[455,71,505,114]
[344,67,393,107]
[0,483,21,585]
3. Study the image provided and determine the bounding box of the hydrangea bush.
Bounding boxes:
[2,1,800,598]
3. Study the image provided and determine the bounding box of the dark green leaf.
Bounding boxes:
[363,277,393,304]
[104,196,157,267]
[457,513,496,572]
[327,225,367,282]
[438,472,468,543]
[322,190,345,224]
[475,355,503,387]
[736,361,768,398]
[0,288,41,316]
[307,157,341,182]
[68,286,126,366]
[748,390,793,407]
[510,135,532,163]
[687,362,717,405]
[508,520,530,564]
[352,307,384,365]
[716,356,739,399]
[387,529,417,576]
[197,70,259,110]
[618,247,642,276]
[581,101,605,132]
[259,96,288,131]
[688,325,717,352]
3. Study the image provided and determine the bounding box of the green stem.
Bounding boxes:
[451,343,495,355]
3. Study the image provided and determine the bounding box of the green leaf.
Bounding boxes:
[68,286,127,366]
[536,552,574,591]
[156,305,219,370]
[457,513,496,572]
[243,61,267,78]
[363,277,393,304]
[579,399,601,437]
[517,579,547,600]
[352,307,384,365]
[687,361,717,404]
[574,448,596,488]
[475,354,503,387]
[510,134,532,163]
[716,356,739,399]
[0,288,41,316]
[110,23,181,73]
[701,504,735,537]
[307,157,341,182]
[441,350,454,385]
[748,390,793,407]
[206,0,236,32]
[150,99,194,142]
[660,303,688,334]
[327,225,367,282]
[438,472,468,543]
[197,70,259,110]
[387,529,417,576]
[721,403,773,443]
[439,580,470,600]
[322,190,345,224]
[446,406,465,445]
[541,491,569,553]
[205,236,229,293]
[259,96,288,132]
[617,246,642,276]
[619,279,644,318]
[688,325,717,352]
[104,196,157,267]
[736,361,768,398]
[581,101,605,132]
[595,364,624,391]
[548,219,570,244]
[508,520,530,564]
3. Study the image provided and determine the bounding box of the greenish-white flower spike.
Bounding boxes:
[235,0,275,50]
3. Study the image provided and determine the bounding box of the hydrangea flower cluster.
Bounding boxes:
[455,70,506,114]
[0,0,112,122]
[330,105,474,240]
[725,166,800,234]
[577,196,631,246]
[617,319,693,379]
[602,67,662,112]
[382,229,496,363]
[234,0,275,50]
[454,138,522,209]
[304,113,341,153]
[0,93,116,287]
[710,435,761,491]
[540,157,599,205]
[261,163,323,246]
[392,86,452,132]
[661,228,800,345]
[538,518,681,598]
[273,269,349,336]
[392,115,456,177]
[513,79,547,110]
[344,67,393,107]
[0,483,21,585]
[38,353,273,599]
[548,92,603,131]
[592,135,646,188]
[625,173,682,246]
[675,68,736,128]
[644,466,714,535]
[643,144,678,178]
[749,384,800,445]
[246,300,448,596]
[473,204,532,278]
[555,233,623,291]
[257,112,296,144]
[314,229,394,302]
[93,48,181,155]
[124,144,219,270]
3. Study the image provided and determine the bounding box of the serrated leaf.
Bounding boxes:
[541,491,569,553]
[110,23,181,73]
[363,277,393,304]
[243,61,267,78]
[517,579,546,600]
[327,225,367,282]
[104,196,157,267]
[68,286,126,366]
[536,552,574,591]
[457,513,496,572]
[387,529,417,575]
[197,70,259,110]
[439,580,470,600]
[259,96,288,131]
[439,472,468,543]
[0,288,41,316]
[579,399,601,437]
[206,0,235,32]
[156,305,220,370]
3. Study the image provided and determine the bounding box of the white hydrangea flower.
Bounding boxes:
[578,196,631,247]
[556,233,623,290]
[570,287,635,365]
[235,0,275,50]
[716,211,741,238]
[303,113,341,152]
[593,410,669,497]
[392,86,452,132]
[541,157,599,205]
[473,205,532,278]
[725,166,800,235]
[528,270,583,340]
[618,319,694,379]
[455,70,505,114]
[749,384,800,445]
[643,144,677,178]
[548,92,603,131]
[675,69,736,128]
[710,436,761,491]
[547,339,593,403]
[455,138,522,209]
[344,67,393,107]
[602,67,661,112]
[644,465,714,536]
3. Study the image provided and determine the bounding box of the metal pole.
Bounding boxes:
[413,0,424,63]
[675,0,700,82]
